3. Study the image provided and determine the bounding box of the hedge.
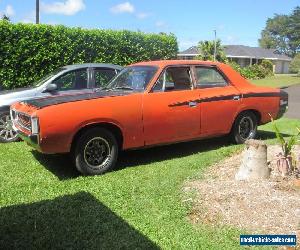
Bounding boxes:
[0,21,178,89]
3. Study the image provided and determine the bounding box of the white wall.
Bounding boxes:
[274,60,290,74]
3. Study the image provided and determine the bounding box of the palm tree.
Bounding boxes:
[196,40,227,62]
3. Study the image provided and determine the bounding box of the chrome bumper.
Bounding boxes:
[13,123,41,151]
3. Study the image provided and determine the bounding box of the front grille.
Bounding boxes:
[15,112,31,131]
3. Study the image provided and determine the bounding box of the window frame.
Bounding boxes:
[91,67,119,89]
[192,65,230,89]
[150,65,195,93]
[51,68,90,91]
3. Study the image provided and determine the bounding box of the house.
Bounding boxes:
[177,45,292,74]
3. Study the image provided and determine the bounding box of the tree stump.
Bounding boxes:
[235,139,270,180]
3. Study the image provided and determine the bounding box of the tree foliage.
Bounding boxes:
[289,53,300,74]
[0,21,178,89]
[196,40,227,62]
[1,14,10,22]
[259,6,300,56]
[228,59,274,80]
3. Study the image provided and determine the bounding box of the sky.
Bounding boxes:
[0,0,299,51]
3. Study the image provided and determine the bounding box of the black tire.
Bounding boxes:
[231,111,258,144]
[0,112,19,143]
[73,128,118,175]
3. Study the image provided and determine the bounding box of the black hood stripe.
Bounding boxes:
[169,92,281,107]
[23,91,131,109]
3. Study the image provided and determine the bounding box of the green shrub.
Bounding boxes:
[289,53,300,74]
[0,21,178,89]
[228,59,274,80]
[260,59,273,73]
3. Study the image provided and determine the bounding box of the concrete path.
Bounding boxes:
[284,84,300,119]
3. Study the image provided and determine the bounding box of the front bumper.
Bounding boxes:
[14,126,41,151]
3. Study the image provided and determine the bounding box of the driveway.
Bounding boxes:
[284,84,300,119]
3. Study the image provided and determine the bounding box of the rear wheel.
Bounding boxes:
[0,112,19,143]
[231,111,257,144]
[73,128,118,175]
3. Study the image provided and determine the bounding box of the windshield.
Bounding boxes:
[106,66,157,91]
[32,68,65,87]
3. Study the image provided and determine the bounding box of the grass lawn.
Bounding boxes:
[1,118,299,249]
[251,74,300,88]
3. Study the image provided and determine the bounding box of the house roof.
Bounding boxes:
[224,45,292,61]
[178,45,292,61]
[177,46,200,56]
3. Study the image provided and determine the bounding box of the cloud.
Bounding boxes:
[155,21,167,28]
[225,35,239,44]
[20,10,36,23]
[41,0,85,16]
[136,12,151,19]
[110,2,135,14]
[179,39,199,51]
[4,5,15,17]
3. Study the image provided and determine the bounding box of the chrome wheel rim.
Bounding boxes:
[0,114,17,142]
[84,137,111,169]
[238,116,254,140]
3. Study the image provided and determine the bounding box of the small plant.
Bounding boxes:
[271,116,300,176]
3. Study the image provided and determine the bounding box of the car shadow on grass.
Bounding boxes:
[0,192,159,250]
[31,129,288,180]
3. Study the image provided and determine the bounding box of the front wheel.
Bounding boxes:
[0,112,19,143]
[73,128,118,175]
[231,111,258,144]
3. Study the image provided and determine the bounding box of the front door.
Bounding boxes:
[143,66,200,146]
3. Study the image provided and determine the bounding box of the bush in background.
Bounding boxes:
[228,59,274,79]
[289,53,300,74]
[0,21,178,89]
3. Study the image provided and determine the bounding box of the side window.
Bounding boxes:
[52,69,88,90]
[94,68,117,88]
[152,67,192,92]
[195,67,227,88]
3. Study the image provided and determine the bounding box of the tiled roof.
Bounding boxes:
[224,45,292,61]
[178,46,200,55]
[178,45,292,61]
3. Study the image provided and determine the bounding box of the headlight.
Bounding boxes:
[31,117,39,134]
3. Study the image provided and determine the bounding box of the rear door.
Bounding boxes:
[143,66,201,145]
[194,66,241,136]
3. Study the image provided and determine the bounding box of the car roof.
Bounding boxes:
[131,60,220,68]
[63,63,123,71]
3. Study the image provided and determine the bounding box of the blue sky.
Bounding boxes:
[0,0,299,51]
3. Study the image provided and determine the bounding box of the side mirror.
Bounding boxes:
[165,82,175,91]
[44,83,57,92]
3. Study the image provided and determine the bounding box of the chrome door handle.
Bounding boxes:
[189,101,197,107]
[233,95,240,101]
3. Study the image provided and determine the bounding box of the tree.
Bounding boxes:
[1,14,10,22]
[259,6,300,57]
[289,53,300,73]
[196,40,227,62]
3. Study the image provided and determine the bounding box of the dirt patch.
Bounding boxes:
[184,145,300,235]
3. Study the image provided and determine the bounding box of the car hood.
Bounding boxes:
[21,90,133,109]
[0,87,38,105]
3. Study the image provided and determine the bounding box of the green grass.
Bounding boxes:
[1,118,299,249]
[251,74,300,88]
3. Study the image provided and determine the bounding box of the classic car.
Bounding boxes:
[11,60,288,175]
[0,63,123,143]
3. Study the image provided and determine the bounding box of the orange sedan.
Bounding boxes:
[11,60,288,175]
